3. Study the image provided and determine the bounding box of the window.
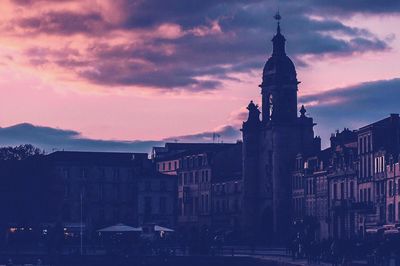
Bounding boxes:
[368,157,371,177]
[189,172,193,184]
[350,182,354,199]
[201,195,204,213]
[145,181,152,191]
[178,174,183,186]
[174,161,177,170]
[62,168,69,179]
[398,181,400,195]
[178,198,183,216]
[144,197,152,216]
[160,180,167,192]
[363,136,367,154]
[205,194,209,213]
[398,202,400,221]
[388,203,394,223]
[333,184,337,200]
[168,162,171,170]
[389,181,393,196]
[194,197,198,215]
[64,183,70,198]
[100,168,105,179]
[113,168,120,182]
[159,197,167,214]
[99,184,104,201]
[340,183,344,200]
[81,168,87,179]
[367,135,371,152]
[368,188,371,202]
[114,185,120,201]
[364,189,367,203]
[268,94,273,118]
[113,209,120,222]
[360,189,363,202]
[162,163,165,171]
[194,171,199,184]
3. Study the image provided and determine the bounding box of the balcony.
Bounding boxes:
[350,201,375,213]
[331,199,375,213]
[331,199,351,211]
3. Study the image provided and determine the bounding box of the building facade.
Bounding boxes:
[47,151,177,232]
[292,115,400,240]
[153,142,242,234]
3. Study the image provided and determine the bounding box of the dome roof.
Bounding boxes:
[261,55,297,86]
[260,18,298,87]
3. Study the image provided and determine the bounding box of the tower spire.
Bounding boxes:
[274,11,281,35]
[272,11,286,56]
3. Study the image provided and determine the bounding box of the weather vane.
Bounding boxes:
[274,11,281,22]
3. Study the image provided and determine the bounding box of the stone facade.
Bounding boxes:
[292,114,400,240]
[153,142,242,233]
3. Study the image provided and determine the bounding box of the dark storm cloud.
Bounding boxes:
[308,0,400,15]
[300,78,400,147]
[0,123,162,153]
[17,11,108,35]
[12,0,395,91]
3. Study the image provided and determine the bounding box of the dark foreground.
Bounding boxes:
[0,255,295,266]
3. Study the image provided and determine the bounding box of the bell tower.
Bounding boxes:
[242,12,319,242]
[260,12,298,124]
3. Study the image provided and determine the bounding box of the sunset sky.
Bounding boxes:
[0,0,399,152]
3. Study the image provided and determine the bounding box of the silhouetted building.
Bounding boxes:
[153,142,242,233]
[241,16,319,240]
[328,129,358,239]
[46,151,177,232]
[137,172,177,227]
[211,144,243,233]
[0,157,61,242]
[292,148,330,240]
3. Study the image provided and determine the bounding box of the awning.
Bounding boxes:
[97,223,142,232]
[366,227,384,234]
[384,229,400,235]
[154,225,174,232]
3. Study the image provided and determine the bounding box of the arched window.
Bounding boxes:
[269,94,274,118]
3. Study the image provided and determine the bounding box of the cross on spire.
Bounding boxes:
[274,11,282,34]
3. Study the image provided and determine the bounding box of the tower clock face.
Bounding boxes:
[269,94,273,118]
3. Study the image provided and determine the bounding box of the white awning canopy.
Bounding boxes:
[384,229,400,235]
[97,223,142,232]
[154,225,174,232]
